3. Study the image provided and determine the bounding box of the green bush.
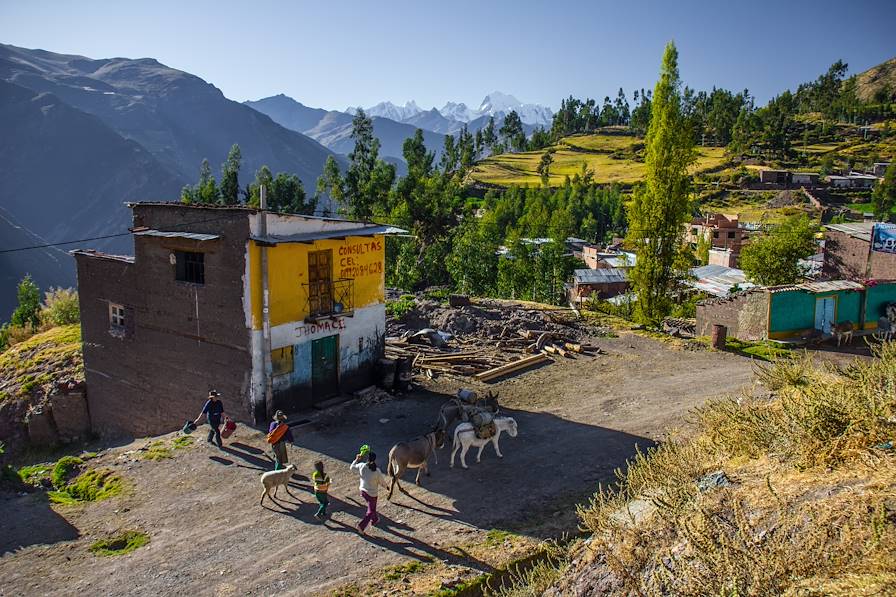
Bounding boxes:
[385,295,417,319]
[40,288,80,327]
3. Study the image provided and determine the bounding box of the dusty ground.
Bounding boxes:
[0,331,762,596]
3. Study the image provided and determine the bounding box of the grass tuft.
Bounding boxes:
[49,468,122,504]
[50,456,83,489]
[89,531,149,556]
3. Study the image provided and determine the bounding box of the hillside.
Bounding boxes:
[505,349,896,596]
[0,79,184,314]
[0,44,337,190]
[469,132,729,187]
[247,95,448,162]
[0,209,76,318]
[855,56,896,103]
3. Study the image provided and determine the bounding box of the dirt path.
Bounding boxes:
[0,332,757,596]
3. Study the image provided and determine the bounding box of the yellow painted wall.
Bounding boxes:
[248,235,385,329]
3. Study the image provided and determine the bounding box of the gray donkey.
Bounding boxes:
[386,428,446,501]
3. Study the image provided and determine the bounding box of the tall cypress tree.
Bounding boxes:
[219,144,242,205]
[627,41,696,325]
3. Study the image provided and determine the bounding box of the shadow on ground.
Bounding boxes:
[288,388,654,539]
[0,493,80,554]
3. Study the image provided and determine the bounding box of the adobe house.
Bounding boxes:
[73,202,402,436]
[696,280,896,341]
[759,169,790,185]
[823,222,896,281]
[567,268,629,304]
[685,213,749,266]
[791,172,820,186]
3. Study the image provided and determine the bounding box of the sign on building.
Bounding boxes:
[872,224,896,254]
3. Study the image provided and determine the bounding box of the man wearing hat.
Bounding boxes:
[268,410,294,470]
[194,390,226,448]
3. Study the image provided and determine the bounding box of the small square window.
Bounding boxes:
[272,346,294,377]
[109,303,126,334]
[712,231,719,239]
[727,231,736,239]
[175,251,205,284]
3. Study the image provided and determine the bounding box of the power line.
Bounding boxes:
[0,213,245,255]
[0,232,132,254]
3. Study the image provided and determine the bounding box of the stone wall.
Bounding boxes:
[696,291,770,341]
[76,206,254,438]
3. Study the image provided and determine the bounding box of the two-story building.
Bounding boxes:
[73,202,402,436]
[685,213,749,267]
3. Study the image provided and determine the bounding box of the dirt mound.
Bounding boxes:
[392,298,592,342]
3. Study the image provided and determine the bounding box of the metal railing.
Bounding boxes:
[303,278,355,319]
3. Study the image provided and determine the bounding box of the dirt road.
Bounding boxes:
[0,332,757,596]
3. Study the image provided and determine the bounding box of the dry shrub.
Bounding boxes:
[573,345,896,596]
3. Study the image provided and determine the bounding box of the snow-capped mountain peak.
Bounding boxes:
[345,100,422,122]
[440,101,477,122]
[348,93,553,127]
[477,91,522,115]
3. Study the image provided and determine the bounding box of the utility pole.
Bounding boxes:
[259,185,274,420]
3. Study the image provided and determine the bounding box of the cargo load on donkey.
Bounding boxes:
[437,389,500,440]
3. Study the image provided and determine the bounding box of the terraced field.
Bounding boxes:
[469,133,730,187]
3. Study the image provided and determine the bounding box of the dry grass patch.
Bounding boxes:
[561,344,896,595]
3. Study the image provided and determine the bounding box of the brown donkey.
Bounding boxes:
[386,428,446,500]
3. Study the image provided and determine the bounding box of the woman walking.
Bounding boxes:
[267,410,294,470]
[350,451,389,534]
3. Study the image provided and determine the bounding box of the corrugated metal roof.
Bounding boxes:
[688,265,754,297]
[251,224,406,244]
[573,268,628,284]
[767,280,865,294]
[602,252,637,268]
[798,280,864,292]
[133,229,220,241]
[825,221,876,242]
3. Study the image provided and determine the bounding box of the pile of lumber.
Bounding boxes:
[385,327,601,383]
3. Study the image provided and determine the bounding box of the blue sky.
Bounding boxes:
[2,0,894,111]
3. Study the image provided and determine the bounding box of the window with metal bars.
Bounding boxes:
[175,251,205,284]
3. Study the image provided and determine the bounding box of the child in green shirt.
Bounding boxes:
[312,460,331,519]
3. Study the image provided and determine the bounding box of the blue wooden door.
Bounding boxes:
[814,297,835,334]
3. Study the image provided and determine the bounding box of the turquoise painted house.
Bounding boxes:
[697,280,896,341]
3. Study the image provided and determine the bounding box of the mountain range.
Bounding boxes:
[244,91,547,161]
[347,91,554,127]
[0,43,338,316]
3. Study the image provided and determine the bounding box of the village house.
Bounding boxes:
[823,222,896,280]
[759,169,790,185]
[580,244,637,270]
[696,280,896,341]
[567,268,629,304]
[791,172,820,186]
[685,213,749,267]
[873,162,892,177]
[73,202,402,436]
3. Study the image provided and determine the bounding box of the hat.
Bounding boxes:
[209,390,220,397]
[274,410,286,421]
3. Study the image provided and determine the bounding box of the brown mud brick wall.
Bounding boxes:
[76,206,253,438]
[697,291,770,341]
[824,229,896,281]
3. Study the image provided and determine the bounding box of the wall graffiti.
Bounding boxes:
[338,240,384,278]
[296,317,346,339]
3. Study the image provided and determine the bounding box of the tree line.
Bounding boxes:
[179,144,317,214]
